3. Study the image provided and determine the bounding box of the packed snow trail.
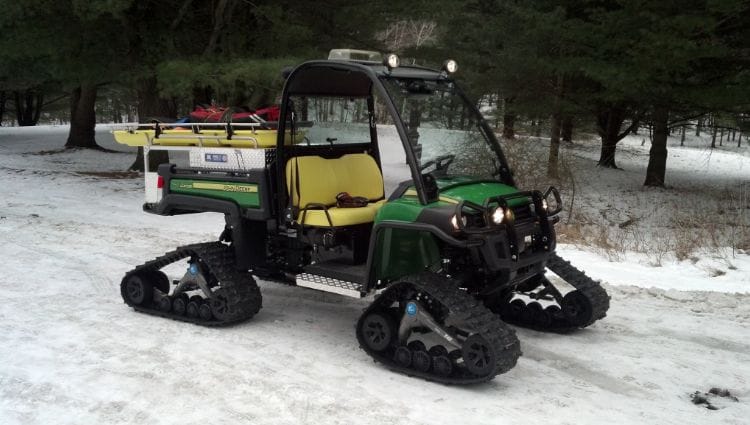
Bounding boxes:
[0,127,748,424]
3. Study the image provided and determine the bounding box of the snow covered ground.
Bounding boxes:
[0,126,749,424]
[508,130,750,293]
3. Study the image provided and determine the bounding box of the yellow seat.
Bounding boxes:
[286,153,385,227]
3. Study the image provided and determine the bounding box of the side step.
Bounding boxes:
[296,273,365,298]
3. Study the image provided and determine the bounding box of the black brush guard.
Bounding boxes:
[452,187,562,278]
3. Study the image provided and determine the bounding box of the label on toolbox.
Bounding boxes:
[189,148,267,170]
[204,153,228,163]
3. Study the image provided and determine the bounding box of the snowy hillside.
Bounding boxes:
[0,126,748,424]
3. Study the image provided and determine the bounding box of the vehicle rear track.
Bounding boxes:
[496,254,610,332]
[120,242,262,326]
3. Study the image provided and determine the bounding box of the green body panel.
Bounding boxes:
[373,198,440,280]
[438,180,525,207]
[170,179,260,208]
[374,197,424,223]
[372,227,441,281]
[375,179,523,224]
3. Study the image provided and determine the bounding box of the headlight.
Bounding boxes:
[542,199,548,211]
[384,53,400,69]
[443,59,458,73]
[450,214,467,230]
[491,207,505,224]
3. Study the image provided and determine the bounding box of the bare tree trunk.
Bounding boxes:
[111,98,119,123]
[204,0,237,55]
[561,116,573,142]
[130,148,169,172]
[170,0,195,30]
[644,106,669,187]
[501,97,515,139]
[739,132,742,148]
[711,120,717,148]
[719,128,724,146]
[597,106,625,168]
[65,84,100,149]
[0,91,6,126]
[547,75,564,178]
[129,77,174,171]
[548,114,561,178]
[630,118,639,135]
[695,119,701,136]
[13,89,44,126]
[680,125,686,146]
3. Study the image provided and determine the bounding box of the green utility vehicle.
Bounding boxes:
[118,49,609,384]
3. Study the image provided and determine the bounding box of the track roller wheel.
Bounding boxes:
[122,274,153,306]
[500,298,526,321]
[527,302,551,327]
[433,356,453,377]
[519,302,534,324]
[198,303,213,321]
[158,296,172,312]
[561,290,594,327]
[448,349,462,361]
[172,293,189,316]
[407,340,427,352]
[461,334,496,376]
[394,346,412,367]
[361,312,396,352]
[210,288,230,321]
[147,270,170,294]
[545,305,562,320]
[428,345,449,358]
[186,301,200,318]
[412,350,431,372]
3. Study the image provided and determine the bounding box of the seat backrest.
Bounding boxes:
[286,153,384,208]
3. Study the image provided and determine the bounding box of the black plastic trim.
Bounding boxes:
[144,194,254,270]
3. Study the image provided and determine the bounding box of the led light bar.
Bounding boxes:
[328,49,383,63]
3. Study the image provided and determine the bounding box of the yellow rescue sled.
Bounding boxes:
[112,123,280,148]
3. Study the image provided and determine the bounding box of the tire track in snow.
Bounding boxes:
[519,343,643,397]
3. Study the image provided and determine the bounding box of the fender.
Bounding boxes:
[363,221,482,291]
[144,194,256,271]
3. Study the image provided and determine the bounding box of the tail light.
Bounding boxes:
[157,175,164,189]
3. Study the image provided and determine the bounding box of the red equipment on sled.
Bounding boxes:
[189,105,280,125]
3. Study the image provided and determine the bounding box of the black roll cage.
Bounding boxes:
[275,60,515,221]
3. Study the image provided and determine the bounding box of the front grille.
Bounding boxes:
[511,203,535,223]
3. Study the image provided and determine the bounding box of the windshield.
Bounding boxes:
[286,95,371,146]
[381,77,503,185]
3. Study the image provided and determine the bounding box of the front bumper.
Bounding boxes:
[471,220,555,282]
[461,190,559,282]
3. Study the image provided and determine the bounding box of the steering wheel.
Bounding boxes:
[419,154,455,174]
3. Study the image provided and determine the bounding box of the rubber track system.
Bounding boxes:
[356,272,521,385]
[120,242,261,326]
[498,254,610,333]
